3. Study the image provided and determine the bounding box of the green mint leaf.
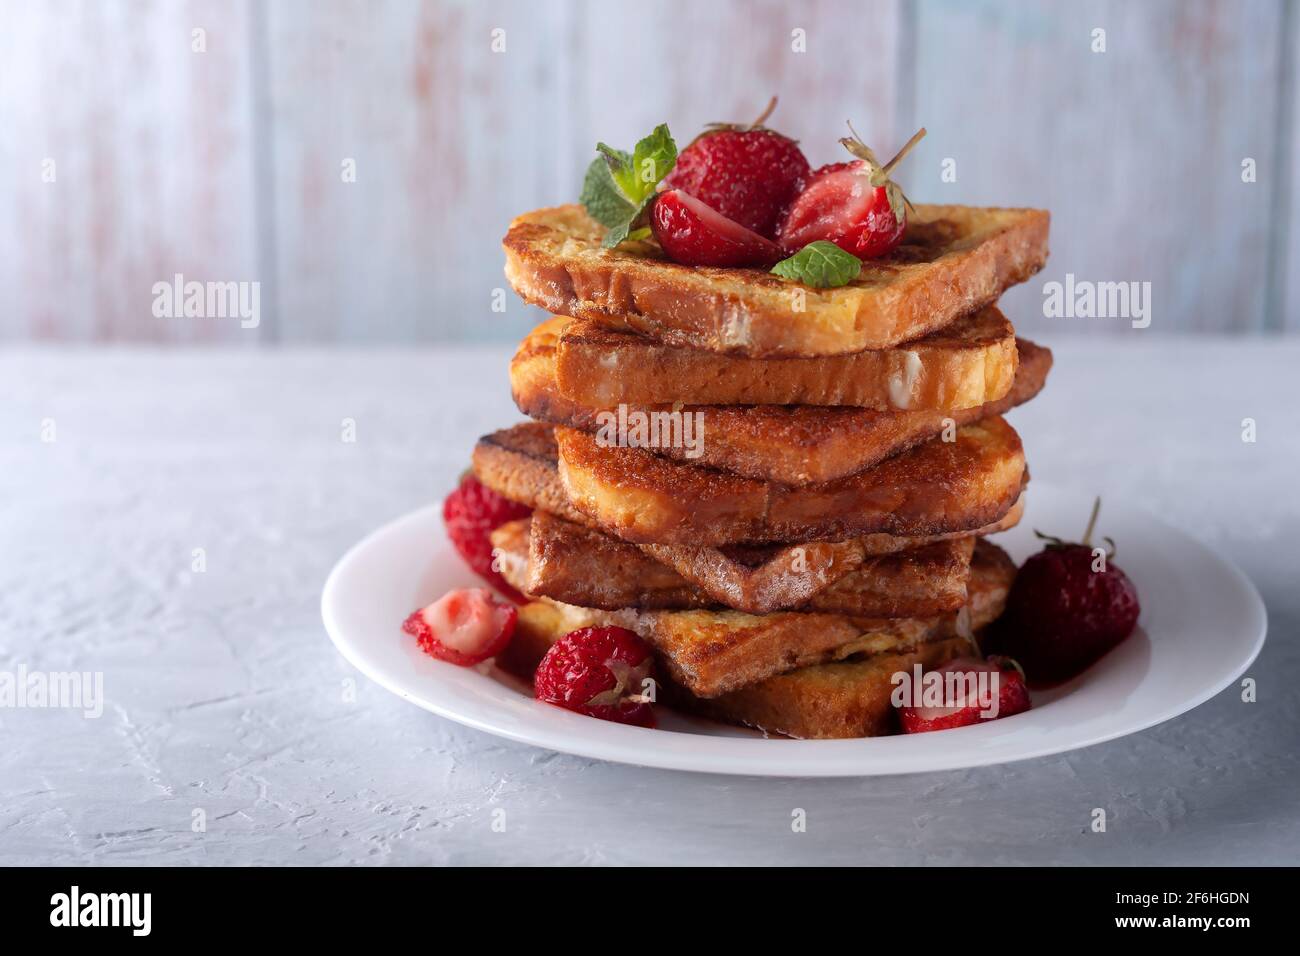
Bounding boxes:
[770,241,863,288]
[602,219,633,249]
[629,124,676,200]
[584,124,676,249]
[596,143,639,203]
[601,195,654,249]
[580,157,635,229]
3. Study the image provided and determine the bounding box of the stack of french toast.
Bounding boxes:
[475,201,1052,738]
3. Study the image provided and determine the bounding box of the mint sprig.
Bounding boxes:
[770,241,862,288]
[580,124,677,249]
[579,155,635,229]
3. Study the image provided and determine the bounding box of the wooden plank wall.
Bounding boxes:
[907,0,1289,335]
[0,0,262,343]
[0,0,1294,343]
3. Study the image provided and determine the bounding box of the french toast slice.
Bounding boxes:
[554,416,1026,546]
[503,203,1049,357]
[498,540,1015,713]
[642,497,1021,610]
[671,637,972,738]
[550,310,1018,410]
[512,315,1051,484]
[492,513,714,611]
[470,422,590,526]
[685,543,1015,735]
[472,421,1022,595]
[491,511,974,616]
[809,538,975,616]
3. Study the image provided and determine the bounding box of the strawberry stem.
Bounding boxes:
[701,96,782,141]
[751,96,778,129]
[1081,496,1102,548]
[882,127,927,177]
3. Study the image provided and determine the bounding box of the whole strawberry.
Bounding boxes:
[534,626,657,727]
[442,473,531,602]
[662,97,810,239]
[986,498,1141,687]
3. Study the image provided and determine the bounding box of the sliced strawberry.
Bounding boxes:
[534,626,657,727]
[777,127,925,259]
[443,473,531,602]
[651,189,784,268]
[402,588,517,666]
[778,161,903,257]
[897,656,1031,733]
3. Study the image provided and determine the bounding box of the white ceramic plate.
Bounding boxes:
[322,484,1266,777]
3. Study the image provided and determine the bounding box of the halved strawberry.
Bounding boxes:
[779,162,902,257]
[778,127,925,259]
[651,189,783,268]
[402,588,517,666]
[897,656,1031,733]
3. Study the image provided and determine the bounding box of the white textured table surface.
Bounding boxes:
[1,338,1297,866]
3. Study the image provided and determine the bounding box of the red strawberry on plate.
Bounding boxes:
[534,626,657,727]
[898,655,1032,733]
[403,587,518,666]
[652,189,784,268]
[443,473,531,602]
[662,96,810,239]
[985,498,1141,687]
[778,125,926,258]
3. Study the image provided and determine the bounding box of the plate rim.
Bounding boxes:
[322,487,1268,777]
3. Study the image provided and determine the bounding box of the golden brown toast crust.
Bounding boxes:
[503,204,1049,357]
[555,416,1026,545]
[551,309,1018,410]
[487,517,532,590]
[500,540,1015,711]
[491,511,975,616]
[512,314,1052,485]
[469,423,589,525]
[643,607,940,697]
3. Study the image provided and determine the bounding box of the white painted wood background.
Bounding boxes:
[1,0,1295,343]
